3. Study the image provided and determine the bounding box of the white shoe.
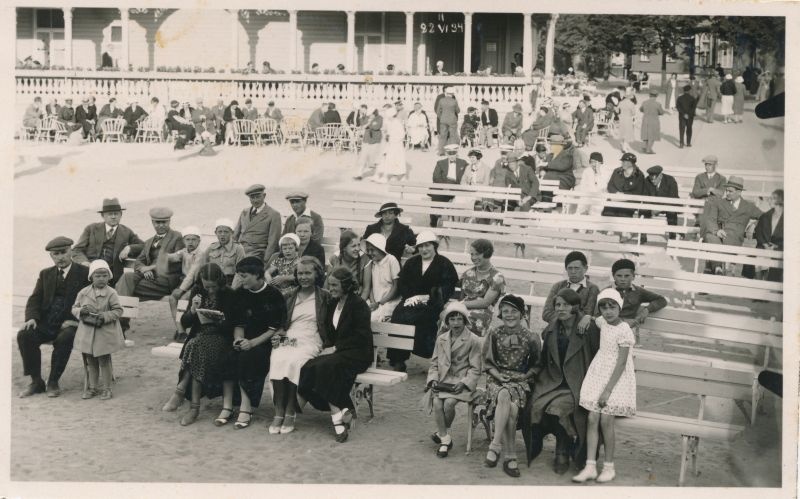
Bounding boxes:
[572,464,598,483]
[268,416,284,435]
[596,466,616,483]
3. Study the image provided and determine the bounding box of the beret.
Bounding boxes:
[647,165,663,176]
[285,191,309,200]
[149,207,173,220]
[589,152,603,163]
[45,236,73,251]
[556,288,582,306]
[611,258,636,275]
[245,184,266,196]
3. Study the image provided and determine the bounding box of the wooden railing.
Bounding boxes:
[15,69,539,112]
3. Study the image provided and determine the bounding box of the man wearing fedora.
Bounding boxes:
[282,191,325,244]
[701,176,762,274]
[17,237,89,398]
[234,184,282,263]
[115,207,185,333]
[72,198,144,286]
[429,144,468,227]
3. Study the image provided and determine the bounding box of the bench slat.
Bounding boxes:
[356,368,408,386]
[616,412,744,440]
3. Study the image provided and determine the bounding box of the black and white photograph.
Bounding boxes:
[3,0,797,496]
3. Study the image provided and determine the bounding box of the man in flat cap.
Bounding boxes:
[429,144,468,227]
[282,191,324,244]
[701,176,762,274]
[435,88,460,155]
[17,237,89,397]
[234,184,282,263]
[501,103,524,143]
[115,207,185,333]
[645,165,680,238]
[72,198,144,286]
[690,155,726,200]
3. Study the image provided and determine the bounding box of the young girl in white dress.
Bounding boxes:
[573,288,636,483]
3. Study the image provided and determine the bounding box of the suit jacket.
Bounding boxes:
[646,173,679,199]
[75,105,96,123]
[25,264,90,325]
[362,114,383,144]
[480,108,499,127]
[501,112,523,136]
[435,96,460,125]
[283,210,325,244]
[242,107,259,120]
[432,158,468,185]
[134,229,185,277]
[541,279,601,323]
[98,104,124,120]
[347,110,369,127]
[702,197,763,244]
[284,286,331,345]
[753,208,783,250]
[543,145,578,190]
[123,105,147,126]
[363,221,416,263]
[460,162,492,186]
[607,166,647,195]
[691,172,726,199]
[308,109,325,130]
[72,223,145,280]
[676,93,697,119]
[426,329,482,391]
[58,106,75,123]
[234,203,283,262]
[322,110,342,124]
[223,105,244,122]
[505,163,540,201]
[706,78,722,101]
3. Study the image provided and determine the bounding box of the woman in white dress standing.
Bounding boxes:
[268,256,329,434]
[617,90,637,154]
[373,106,407,183]
[665,73,678,111]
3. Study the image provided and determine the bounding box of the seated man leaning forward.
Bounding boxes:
[17,237,90,398]
[71,197,144,287]
[115,207,185,334]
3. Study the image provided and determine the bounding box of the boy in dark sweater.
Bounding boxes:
[599,259,667,338]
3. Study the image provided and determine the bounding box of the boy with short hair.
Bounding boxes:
[542,251,600,325]
[601,258,667,337]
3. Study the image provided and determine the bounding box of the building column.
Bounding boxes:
[544,13,558,79]
[119,7,129,70]
[288,10,298,72]
[522,12,532,77]
[346,11,355,71]
[63,7,73,69]
[405,11,414,74]
[230,10,239,69]
[463,12,472,74]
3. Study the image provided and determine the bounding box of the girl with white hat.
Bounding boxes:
[71,260,125,400]
[361,233,401,321]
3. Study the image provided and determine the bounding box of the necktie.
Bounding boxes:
[57,268,65,283]
[106,228,115,240]
[153,235,164,248]
[249,207,257,220]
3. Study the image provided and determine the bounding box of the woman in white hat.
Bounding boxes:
[265,233,302,297]
[388,231,458,372]
[361,233,401,321]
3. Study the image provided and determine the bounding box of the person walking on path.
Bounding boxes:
[733,76,746,124]
[435,88,460,155]
[617,89,637,154]
[675,85,697,148]
[639,90,664,154]
[720,74,736,124]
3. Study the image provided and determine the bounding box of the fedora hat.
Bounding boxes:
[724,176,745,191]
[98,198,126,213]
[374,202,403,218]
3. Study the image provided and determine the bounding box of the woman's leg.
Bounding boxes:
[180,379,202,426]
[213,381,235,425]
[235,385,253,428]
[162,371,191,411]
[433,398,448,437]
[491,389,511,451]
[271,380,286,418]
[285,383,299,416]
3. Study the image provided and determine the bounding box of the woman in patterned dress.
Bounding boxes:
[459,239,505,336]
[482,294,541,478]
[161,263,236,426]
[265,233,301,298]
[573,289,636,484]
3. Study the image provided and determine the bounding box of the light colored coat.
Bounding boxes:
[234,203,282,262]
[72,284,124,356]
[426,329,483,398]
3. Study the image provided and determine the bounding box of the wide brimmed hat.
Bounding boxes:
[724,176,745,191]
[415,231,438,247]
[442,301,472,327]
[596,288,623,309]
[363,233,387,254]
[98,197,126,213]
[375,202,403,218]
[88,259,113,280]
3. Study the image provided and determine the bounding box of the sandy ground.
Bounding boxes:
[8,94,784,487]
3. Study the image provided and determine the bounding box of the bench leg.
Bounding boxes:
[678,435,689,486]
[466,402,474,454]
[751,380,763,425]
[689,436,699,477]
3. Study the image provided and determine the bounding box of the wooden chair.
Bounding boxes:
[19,125,37,142]
[339,125,363,153]
[135,116,163,143]
[230,119,257,146]
[535,126,550,148]
[315,123,344,152]
[254,117,279,146]
[281,116,306,148]
[100,118,126,143]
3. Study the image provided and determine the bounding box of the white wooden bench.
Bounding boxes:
[667,239,783,276]
[619,355,747,486]
[389,181,523,212]
[664,166,782,197]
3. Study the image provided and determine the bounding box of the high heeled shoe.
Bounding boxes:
[161,387,185,412]
[233,410,252,430]
[180,403,200,426]
[214,407,234,427]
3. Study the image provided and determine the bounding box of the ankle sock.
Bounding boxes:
[440,433,452,445]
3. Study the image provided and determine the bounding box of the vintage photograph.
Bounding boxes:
[6,0,793,494]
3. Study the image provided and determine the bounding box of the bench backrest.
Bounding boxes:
[389,182,522,202]
[667,239,783,270]
[370,321,415,367]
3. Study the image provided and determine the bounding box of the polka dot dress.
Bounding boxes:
[579,317,637,416]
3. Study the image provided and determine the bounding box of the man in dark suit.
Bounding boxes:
[435,88,460,155]
[347,104,369,127]
[479,99,499,148]
[645,165,680,238]
[75,97,97,140]
[322,103,342,124]
[282,191,325,244]
[17,237,90,398]
[72,198,144,285]
[429,144,468,227]
[307,102,327,132]
[123,99,147,139]
[115,207,185,333]
[675,85,697,148]
[503,151,540,211]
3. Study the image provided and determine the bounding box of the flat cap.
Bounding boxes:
[45,236,74,251]
[444,144,459,152]
[149,207,173,220]
[285,191,309,200]
[245,184,266,196]
[647,165,663,176]
[506,152,521,162]
[620,152,637,163]
[702,155,718,164]
[589,152,603,163]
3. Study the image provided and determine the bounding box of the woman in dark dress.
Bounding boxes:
[161,263,236,426]
[388,231,459,372]
[229,256,287,429]
[297,266,374,443]
[362,202,417,262]
[743,189,784,282]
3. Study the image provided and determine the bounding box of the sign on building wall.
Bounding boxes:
[420,13,464,35]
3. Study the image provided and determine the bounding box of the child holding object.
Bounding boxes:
[573,289,636,483]
[71,260,125,400]
[424,302,482,458]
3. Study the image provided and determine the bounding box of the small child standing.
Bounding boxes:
[71,260,125,400]
[573,288,636,483]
